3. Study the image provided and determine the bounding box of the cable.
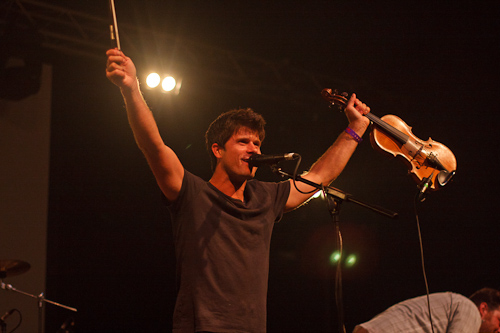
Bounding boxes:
[414,193,435,333]
[3,309,22,333]
[290,155,321,195]
[334,226,347,333]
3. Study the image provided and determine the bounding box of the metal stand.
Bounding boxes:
[272,166,398,332]
[326,194,346,333]
[273,168,398,219]
[1,280,77,333]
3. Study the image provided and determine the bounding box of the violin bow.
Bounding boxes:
[108,0,121,50]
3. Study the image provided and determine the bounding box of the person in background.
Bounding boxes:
[353,287,500,333]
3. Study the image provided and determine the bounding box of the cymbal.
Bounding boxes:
[0,260,31,279]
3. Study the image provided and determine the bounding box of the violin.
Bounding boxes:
[321,88,456,191]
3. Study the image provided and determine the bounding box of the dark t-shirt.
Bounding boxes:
[168,170,291,333]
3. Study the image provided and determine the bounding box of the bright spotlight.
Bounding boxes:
[146,73,161,88]
[162,76,176,92]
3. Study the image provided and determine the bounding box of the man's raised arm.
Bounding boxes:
[106,49,184,202]
[285,93,370,211]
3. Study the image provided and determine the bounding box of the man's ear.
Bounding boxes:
[212,143,224,159]
[479,302,489,319]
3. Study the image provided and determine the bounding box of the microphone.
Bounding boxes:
[248,153,299,167]
[0,309,15,322]
[418,173,434,202]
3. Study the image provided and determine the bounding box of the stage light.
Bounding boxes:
[329,251,341,265]
[329,251,358,267]
[346,254,357,267]
[161,76,176,92]
[143,70,182,95]
[146,73,161,88]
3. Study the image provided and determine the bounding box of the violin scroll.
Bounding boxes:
[321,88,349,110]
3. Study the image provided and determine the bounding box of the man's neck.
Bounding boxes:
[209,170,247,202]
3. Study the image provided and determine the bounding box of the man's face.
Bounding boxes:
[217,126,261,180]
[480,306,500,332]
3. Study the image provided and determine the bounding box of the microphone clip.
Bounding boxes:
[418,173,434,202]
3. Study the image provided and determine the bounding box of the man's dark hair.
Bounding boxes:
[205,108,266,170]
[470,287,500,310]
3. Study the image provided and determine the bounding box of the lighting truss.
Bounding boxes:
[1,0,350,103]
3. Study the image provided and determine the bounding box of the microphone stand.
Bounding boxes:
[271,166,397,332]
[1,280,77,333]
[272,167,398,218]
